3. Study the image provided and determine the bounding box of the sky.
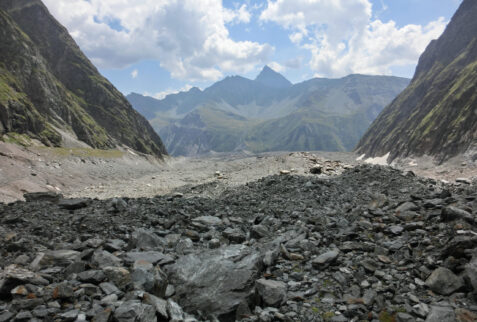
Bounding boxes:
[42,0,462,99]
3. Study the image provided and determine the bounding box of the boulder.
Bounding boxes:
[255,278,287,307]
[166,245,263,318]
[425,267,464,295]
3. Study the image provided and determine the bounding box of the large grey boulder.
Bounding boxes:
[166,245,263,319]
[255,278,287,307]
[425,267,464,295]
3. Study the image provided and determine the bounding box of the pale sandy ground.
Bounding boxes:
[0,141,476,203]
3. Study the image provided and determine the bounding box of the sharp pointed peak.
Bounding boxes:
[255,65,292,88]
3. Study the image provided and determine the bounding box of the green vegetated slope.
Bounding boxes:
[0,0,166,156]
[356,0,477,162]
[129,68,409,156]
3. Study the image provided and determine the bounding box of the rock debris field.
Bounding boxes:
[1,164,477,321]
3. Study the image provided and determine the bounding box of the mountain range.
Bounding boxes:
[0,0,166,157]
[128,67,409,156]
[356,0,477,163]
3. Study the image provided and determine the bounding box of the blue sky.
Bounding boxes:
[43,0,461,99]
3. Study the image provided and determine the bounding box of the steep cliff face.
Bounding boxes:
[356,0,477,162]
[0,0,166,156]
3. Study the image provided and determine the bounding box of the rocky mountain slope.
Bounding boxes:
[128,68,409,156]
[356,0,477,163]
[1,165,477,321]
[0,0,166,157]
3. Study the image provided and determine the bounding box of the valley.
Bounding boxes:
[128,71,409,156]
[1,0,477,321]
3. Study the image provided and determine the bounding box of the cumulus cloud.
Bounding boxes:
[131,69,138,79]
[268,61,285,72]
[43,0,272,81]
[260,0,447,77]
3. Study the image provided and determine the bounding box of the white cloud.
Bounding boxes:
[131,69,138,79]
[260,0,447,77]
[43,0,271,81]
[268,61,285,72]
[224,4,252,24]
[147,84,195,100]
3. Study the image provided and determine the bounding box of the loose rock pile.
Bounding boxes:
[1,165,477,321]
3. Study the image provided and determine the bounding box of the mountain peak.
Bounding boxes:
[255,65,292,88]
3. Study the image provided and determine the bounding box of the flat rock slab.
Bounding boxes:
[312,250,339,268]
[123,251,173,265]
[192,216,223,226]
[165,244,263,318]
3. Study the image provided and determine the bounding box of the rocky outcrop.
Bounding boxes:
[356,0,477,163]
[0,0,166,157]
[1,165,477,320]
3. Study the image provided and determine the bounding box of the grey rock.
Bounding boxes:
[143,293,168,319]
[222,227,246,243]
[312,250,339,268]
[37,250,80,267]
[192,216,222,226]
[361,259,379,273]
[104,239,127,252]
[167,299,185,322]
[77,270,106,284]
[92,307,113,322]
[131,260,167,297]
[99,282,122,295]
[208,238,221,249]
[465,256,477,291]
[92,250,122,268]
[175,238,194,254]
[102,266,131,290]
[425,267,464,295]
[389,225,404,235]
[111,198,128,212]
[15,311,33,320]
[251,225,271,239]
[58,198,89,210]
[425,305,456,322]
[52,282,74,299]
[123,251,170,265]
[255,278,287,307]
[396,202,419,213]
[166,244,262,318]
[396,312,415,322]
[59,309,79,320]
[114,300,156,322]
[413,303,430,318]
[64,261,86,276]
[0,265,49,298]
[129,228,164,250]
[441,206,475,223]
